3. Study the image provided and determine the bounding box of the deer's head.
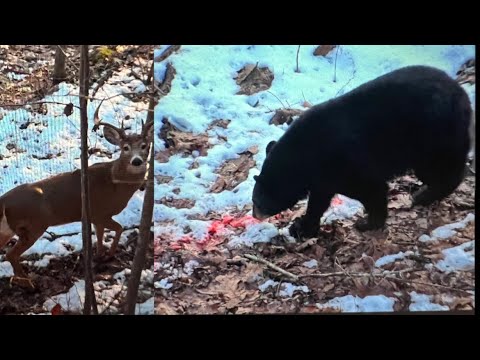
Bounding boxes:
[101,120,154,174]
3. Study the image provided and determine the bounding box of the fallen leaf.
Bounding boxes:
[155,175,173,184]
[302,101,312,108]
[388,194,412,209]
[270,108,304,126]
[313,45,336,57]
[235,64,274,95]
[156,197,196,209]
[155,302,179,315]
[210,152,256,193]
[158,117,211,162]
[208,119,231,130]
[63,103,73,116]
[323,283,335,292]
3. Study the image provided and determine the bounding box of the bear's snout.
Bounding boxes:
[252,205,270,220]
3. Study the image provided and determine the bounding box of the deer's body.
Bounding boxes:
[1,163,141,227]
[0,121,153,286]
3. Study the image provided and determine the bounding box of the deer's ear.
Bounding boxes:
[103,127,122,145]
[146,124,154,143]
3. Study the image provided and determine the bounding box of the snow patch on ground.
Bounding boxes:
[316,295,396,312]
[409,292,449,311]
[418,213,474,243]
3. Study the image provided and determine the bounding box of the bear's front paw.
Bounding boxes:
[289,217,319,239]
[355,216,385,232]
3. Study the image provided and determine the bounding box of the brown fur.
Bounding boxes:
[0,121,153,284]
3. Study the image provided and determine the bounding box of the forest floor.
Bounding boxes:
[153,45,475,314]
[0,45,154,315]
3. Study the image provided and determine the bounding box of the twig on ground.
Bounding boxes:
[385,276,474,295]
[243,254,299,281]
[267,91,287,109]
[295,45,301,73]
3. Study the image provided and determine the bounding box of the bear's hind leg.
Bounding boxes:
[413,163,465,207]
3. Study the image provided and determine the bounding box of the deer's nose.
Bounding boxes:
[131,158,143,166]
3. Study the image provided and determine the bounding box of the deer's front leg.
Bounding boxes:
[105,218,123,257]
[6,226,46,288]
[94,224,105,258]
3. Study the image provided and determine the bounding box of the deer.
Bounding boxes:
[0,115,154,288]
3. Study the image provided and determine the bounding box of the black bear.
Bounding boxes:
[252,65,472,238]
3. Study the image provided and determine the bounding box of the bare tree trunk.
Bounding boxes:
[53,46,67,84]
[79,45,98,315]
[124,86,156,315]
[146,60,154,86]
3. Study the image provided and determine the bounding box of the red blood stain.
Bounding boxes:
[331,196,343,207]
[169,215,259,251]
[51,303,63,315]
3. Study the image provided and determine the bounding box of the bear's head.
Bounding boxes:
[252,140,307,220]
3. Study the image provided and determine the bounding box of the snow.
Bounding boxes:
[322,195,364,224]
[0,260,14,277]
[154,45,475,249]
[375,251,415,268]
[316,295,396,312]
[183,260,199,275]
[0,68,149,278]
[419,213,475,243]
[113,268,132,283]
[228,222,278,248]
[1,59,153,314]
[154,279,173,289]
[435,241,475,273]
[258,279,278,292]
[135,297,154,315]
[44,280,85,313]
[302,259,318,268]
[409,292,449,311]
[30,254,56,268]
[258,279,310,297]
[42,277,153,314]
[280,283,310,297]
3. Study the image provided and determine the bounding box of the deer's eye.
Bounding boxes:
[141,143,147,150]
[123,145,130,152]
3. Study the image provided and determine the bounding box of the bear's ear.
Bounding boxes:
[266,141,277,155]
[253,175,259,182]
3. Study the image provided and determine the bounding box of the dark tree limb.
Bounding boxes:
[124,71,156,315]
[154,45,181,63]
[79,45,98,315]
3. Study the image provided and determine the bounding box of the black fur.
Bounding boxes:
[252,65,472,237]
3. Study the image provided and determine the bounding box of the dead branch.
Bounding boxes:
[0,101,81,110]
[159,63,176,97]
[295,45,301,73]
[91,69,114,98]
[385,276,474,295]
[154,45,181,63]
[243,254,299,281]
[267,90,287,109]
[299,268,414,279]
